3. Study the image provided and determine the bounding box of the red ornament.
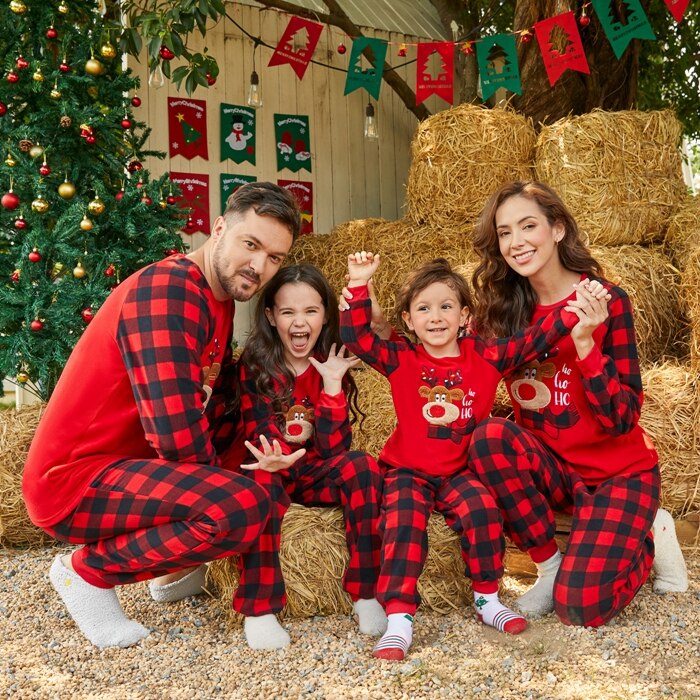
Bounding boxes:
[39,163,51,176]
[131,96,141,107]
[28,249,42,262]
[104,264,115,277]
[121,118,132,129]
[81,307,94,323]
[11,270,20,283]
[1,192,20,209]
[136,179,145,189]
[0,102,6,116]
[128,160,142,172]
[164,248,179,256]
[59,61,71,73]
[115,190,125,201]
[579,13,591,26]
[85,135,96,144]
[206,72,216,86]
[159,45,175,61]
[184,216,195,233]
[16,56,29,70]
[14,217,26,229]
[141,195,152,205]
[520,30,533,43]
[398,44,407,58]
[166,195,177,205]
[337,43,347,55]
[46,27,58,39]
[7,71,20,83]
[30,319,44,332]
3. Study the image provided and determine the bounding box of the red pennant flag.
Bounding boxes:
[278,179,313,236]
[662,0,689,23]
[416,42,455,105]
[170,172,211,235]
[168,98,209,160]
[534,11,590,87]
[268,16,324,80]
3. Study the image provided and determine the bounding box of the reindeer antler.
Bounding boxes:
[443,369,463,389]
[421,366,439,387]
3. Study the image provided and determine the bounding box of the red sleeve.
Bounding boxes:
[313,390,352,457]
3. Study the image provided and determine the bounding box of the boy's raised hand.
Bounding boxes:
[347,251,380,286]
[309,343,360,396]
[241,434,306,473]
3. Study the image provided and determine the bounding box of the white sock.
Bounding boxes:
[372,612,413,660]
[474,590,527,634]
[651,508,688,594]
[516,549,561,617]
[49,554,149,648]
[149,565,207,603]
[244,614,290,650]
[353,598,387,636]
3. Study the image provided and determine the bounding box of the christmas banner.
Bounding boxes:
[274,114,312,173]
[534,12,590,87]
[476,34,522,101]
[662,0,690,23]
[416,42,455,105]
[343,37,388,100]
[220,104,256,165]
[170,172,210,235]
[267,16,324,80]
[591,0,656,60]
[220,174,257,214]
[168,98,208,160]
[278,180,313,236]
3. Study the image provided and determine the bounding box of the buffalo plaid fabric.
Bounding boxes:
[377,465,505,616]
[468,417,660,627]
[232,450,382,616]
[45,458,270,589]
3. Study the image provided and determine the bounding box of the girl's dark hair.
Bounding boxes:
[239,263,364,426]
[471,180,603,338]
[395,258,473,335]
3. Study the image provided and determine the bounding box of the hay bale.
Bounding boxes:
[663,195,700,266]
[0,404,51,548]
[590,244,687,364]
[535,109,686,246]
[678,248,700,372]
[640,361,700,518]
[351,366,395,457]
[405,104,535,228]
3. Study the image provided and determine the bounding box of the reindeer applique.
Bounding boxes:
[419,367,469,443]
[283,395,315,444]
[201,362,221,412]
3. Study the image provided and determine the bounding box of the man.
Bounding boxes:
[23,182,304,648]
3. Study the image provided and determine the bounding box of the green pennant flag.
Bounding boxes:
[344,37,388,100]
[476,34,522,101]
[220,174,257,214]
[591,0,655,59]
[274,114,312,173]
[220,104,256,165]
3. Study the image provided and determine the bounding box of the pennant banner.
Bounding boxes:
[278,180,314,236]
[591,0,656,60]
[476,34,522,101]
[220,104,256,165]
[168,98,208,160]
[268,16,324,79]
[344,37,388,100]
[170,172,210,235]
[220,174,257,214]
[416,42,455,105]
[274,114,312,173]
[534,11,590,87]
[662,0,690,23]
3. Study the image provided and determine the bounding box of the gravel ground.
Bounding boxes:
[1,546,698,700]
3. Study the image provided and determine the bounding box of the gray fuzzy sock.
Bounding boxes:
[651,508,688,594]
[516,549,562,618]
[49,555,149,648]
[244,614,290,650]
[353,598,388,636]
[149,565,208,603]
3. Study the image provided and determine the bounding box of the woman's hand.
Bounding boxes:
[309,343,360,395]
[241,434,306,473]
[564,278,612,359]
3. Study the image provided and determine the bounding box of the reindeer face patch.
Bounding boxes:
[419,367,465,426]
[510,360,555,411]
[283,403,315,444]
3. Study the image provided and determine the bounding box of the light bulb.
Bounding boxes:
[148,64,165,89]
[247,70,262,108]
[364,102,378,140]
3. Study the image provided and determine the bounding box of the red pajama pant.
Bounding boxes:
[44,458,270,589]
[378,465,505,616]
[467,417,660,627]
[232,450,382,617]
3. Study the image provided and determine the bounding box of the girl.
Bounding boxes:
[227,263,385,650]
[340,253,608,660]
[468,180,687,628]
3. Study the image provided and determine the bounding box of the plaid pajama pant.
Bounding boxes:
[45,458,271,589]
[467,417,660,627]
[231,450,382,617]
[377,465,506,616]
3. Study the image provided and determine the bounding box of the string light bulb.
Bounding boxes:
[364,101,378,140]
[148,63,165,89]
[247,39,263,108]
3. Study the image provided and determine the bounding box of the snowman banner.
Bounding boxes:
[274,114,312,173]
[220,104,256,165]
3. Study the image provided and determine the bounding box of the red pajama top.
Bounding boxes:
[504,282,658,485]
[339,284,578,477]
[23,255,234,527]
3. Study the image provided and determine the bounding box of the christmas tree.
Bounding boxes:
[0,0,186,400]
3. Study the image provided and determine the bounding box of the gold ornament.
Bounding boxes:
[50,85,62,99]
[80,215,93,231]
[29,144,44,159]
[51,262,65,279]
[87,86,98,98]
[32,196,50,213]
[87,196,105,215]
[100,42,117,59]
[159,198,168,210]
[58,180,76,199]
[33,67,44,82]
[57,0,69,13]
[85,58,105,76]
[16,371,30,384]
[73,262,86,279]
[5,154,16,167]
[10,0,27,14]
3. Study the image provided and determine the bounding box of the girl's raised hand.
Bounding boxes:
[241,434,306,473]
[564,278,612,359]
[347,251,380,286]
[309,343,361,395]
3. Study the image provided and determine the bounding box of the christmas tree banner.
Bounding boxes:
[663,0,690,23]
[268,16,324,80]
[220,174,257,214]
[343,37,388,100]
[416,42,455,105]
[274,114,312,173]
[476,34,522,101]
[220,104,256,165]
[170,172,211,234]
[534,12,590,87]
[278,180,313,236]
[591,0,655,60]
[168,98,209,160]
